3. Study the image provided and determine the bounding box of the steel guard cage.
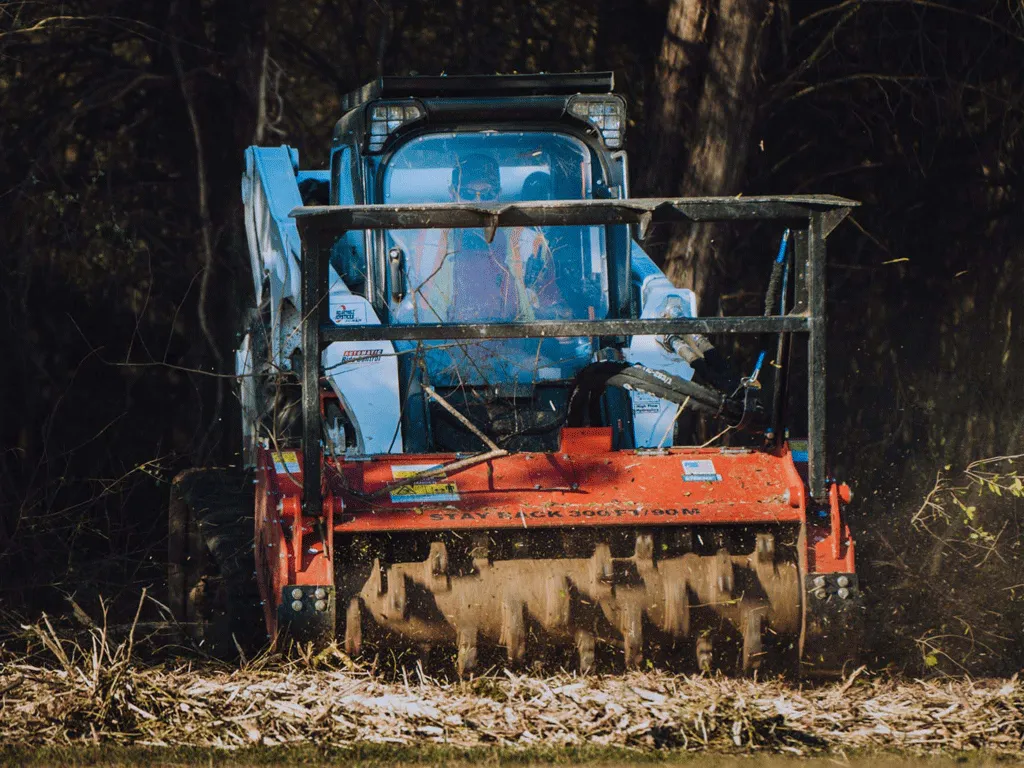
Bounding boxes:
[291,195,857,518]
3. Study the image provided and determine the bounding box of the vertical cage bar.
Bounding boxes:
[806,214,827,500]
[791,229,809,314]
[301,240,324,516]
[769,234,794,447]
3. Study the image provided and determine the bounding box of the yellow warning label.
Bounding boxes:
[272,451,300,473]
[391,481,459,498]
[389,464,460,503]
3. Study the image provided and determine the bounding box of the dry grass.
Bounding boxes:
[2,614,1024,759]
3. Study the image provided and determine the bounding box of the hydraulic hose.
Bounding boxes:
[567,362,765,432]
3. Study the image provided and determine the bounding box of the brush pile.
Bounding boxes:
[2,619,1024,756]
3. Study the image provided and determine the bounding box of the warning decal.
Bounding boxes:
[389,464,460,503]
[273,451,301,474]
[681,459,722,483]
[631,390,663,414]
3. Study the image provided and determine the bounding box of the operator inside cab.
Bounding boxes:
[383,131,611,385]
[446,154,563,322]
[393,154,563,324]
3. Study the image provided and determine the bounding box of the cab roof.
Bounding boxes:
[340,72,615,112]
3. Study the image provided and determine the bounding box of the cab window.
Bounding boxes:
[330,146,367,293]
[382,132,610,326]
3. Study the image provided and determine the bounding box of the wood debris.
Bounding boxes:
[2,650,1024,755]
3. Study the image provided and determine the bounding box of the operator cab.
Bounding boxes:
[324,74,636,452]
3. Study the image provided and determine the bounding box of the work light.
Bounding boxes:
[568,95,626,148]
[366,101,425,152]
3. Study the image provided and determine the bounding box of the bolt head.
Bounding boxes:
[291,599,303,612]
[837,587,850,599]
[837,575,850,588]
[813,576,826,589]
[290,587,304,600]
[814,588,827,600]
[314,599,327,612]
[314,587,327,600]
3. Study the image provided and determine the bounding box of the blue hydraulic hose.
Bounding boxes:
[776,228,791,264]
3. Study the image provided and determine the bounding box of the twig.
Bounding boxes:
[656,398,689,450]
[422,384,502,453]
[365,448,508,500]
[700,424,734,449]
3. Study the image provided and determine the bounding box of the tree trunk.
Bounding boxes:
[640,0,710,197]
[664,0,770,312]
[168,0,269,463]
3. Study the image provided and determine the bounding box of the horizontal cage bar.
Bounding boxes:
[320,316,810,343]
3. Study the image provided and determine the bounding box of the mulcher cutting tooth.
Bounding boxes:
[457,626,479,678]
[344,597,363,656]
[621,602,644,669]
[712,548,734,601]
[576,629,596,674]
[742,607,767,675]
[500,597,527,666]
[696,632,713,673]
[663,577,691,638]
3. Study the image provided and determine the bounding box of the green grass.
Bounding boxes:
[2,744,1022,767]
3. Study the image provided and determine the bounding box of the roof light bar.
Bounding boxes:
[568,95,626,149]
[366,100,425,152]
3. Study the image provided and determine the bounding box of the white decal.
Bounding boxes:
[682,459,722,482]
[332,302,367,325]
[342,348,384,364]
[632,390,662,415]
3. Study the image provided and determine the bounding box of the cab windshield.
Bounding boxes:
[382,132,610,325]
[380,131,611,388]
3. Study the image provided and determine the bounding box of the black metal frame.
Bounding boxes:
[293,195,856,517]
[340,72,615,112]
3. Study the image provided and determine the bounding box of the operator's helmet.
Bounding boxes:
[520,171,553,201]
[452,154,501,201]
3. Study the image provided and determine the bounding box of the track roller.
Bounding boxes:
[168,467,263,659]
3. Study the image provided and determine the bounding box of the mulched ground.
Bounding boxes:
[2,646,1023,757]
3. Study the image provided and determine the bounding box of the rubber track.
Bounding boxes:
[173,467,264,656]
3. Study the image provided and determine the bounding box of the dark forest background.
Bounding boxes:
[1,0,1023,675]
